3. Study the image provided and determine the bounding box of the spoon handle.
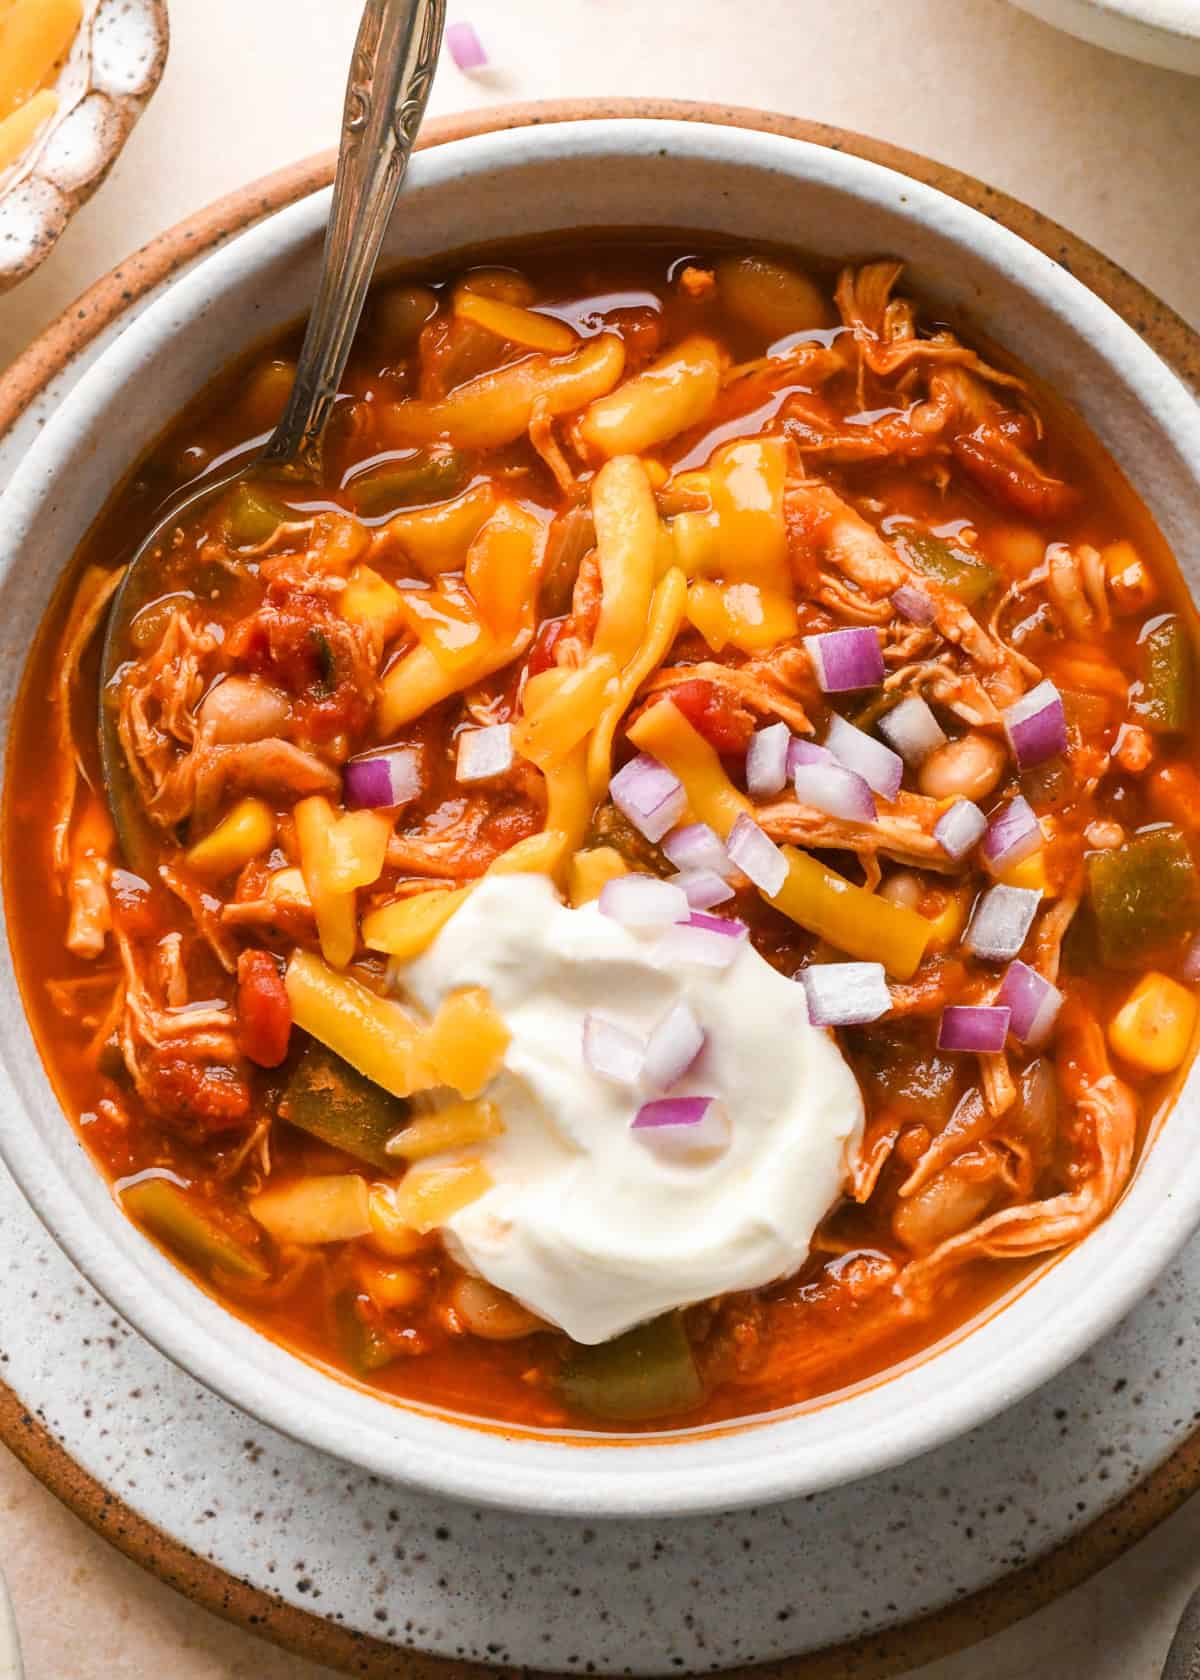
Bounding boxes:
[261,0,445,478]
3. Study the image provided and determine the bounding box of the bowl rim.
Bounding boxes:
[4,109,1200,1528]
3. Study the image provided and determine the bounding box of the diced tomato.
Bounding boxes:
[236,949,292,1069]
[525,616,568,679]
[147,1056,252,1132]
[661,678,755,756]
[952,417,1079,524]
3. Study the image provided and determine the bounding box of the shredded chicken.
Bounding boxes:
[641,653,814,736]
[756,789,958,871]
[116,607,216,818]
[50,564,125,875]
[901,1004,1136,1300]
[116,924,250,1130]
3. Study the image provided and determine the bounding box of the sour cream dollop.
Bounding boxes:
[400,873,864,1345]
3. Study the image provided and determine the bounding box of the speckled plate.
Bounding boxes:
[0,0,169,292]
[2,101,1200,1679]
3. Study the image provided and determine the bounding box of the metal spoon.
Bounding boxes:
[98,0,446,869]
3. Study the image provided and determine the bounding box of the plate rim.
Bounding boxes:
[2,94,1199,1679]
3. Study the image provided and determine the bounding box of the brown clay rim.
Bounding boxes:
[1,97,1198,1680]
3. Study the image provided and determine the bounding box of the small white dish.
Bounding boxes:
[1009,0,1200,74]
[0,0,169,292]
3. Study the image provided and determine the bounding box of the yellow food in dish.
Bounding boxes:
[0,0,81,178]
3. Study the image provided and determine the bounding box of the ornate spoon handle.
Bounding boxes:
[261,0,445,478]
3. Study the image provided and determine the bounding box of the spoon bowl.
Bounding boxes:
[97,0,445,867]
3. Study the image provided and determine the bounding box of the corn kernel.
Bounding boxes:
[1104,540,1158,616]
[353,1253,426,1311]
[568,846,629,906]
[366,1183,430,1257]
[923,887,970,950]
[1108,972,1197,1074]
[185,797,275,877]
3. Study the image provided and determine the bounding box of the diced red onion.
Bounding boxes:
[688,911,747,937]
[662,822,732,877]
[825,714,903,801]
[671,868,735,910]
[792,762,877,823]
[1003,680,1067,770]
[582,1013,645,1086]
[631,1096,731,1162]
[997,960,1063,1047]
[654,912,748,969]
[787,737,834,774]
[938,1004,1012,1053]
[935,797,987,861]
[982,795,1042,873]
[802,962,890,1027]
[877,697,947,768]
[598,872,690,931]
[746,722,791,798]
[446,20,488,70]
[643,1000,706,1090]
[803,627,885,693]
[726,813,788,897]
[964,883,1040,962]
[344,748,421,810]
[455,723,513,785]
[610,753,687,843]
[892,583,937,626]
[1182,935,1200,983]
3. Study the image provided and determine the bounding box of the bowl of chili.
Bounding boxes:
[2,116,1200,1517]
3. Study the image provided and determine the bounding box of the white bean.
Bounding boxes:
[918,732,1007,802]
[449,1275,545,1340]
[198,676,290,745]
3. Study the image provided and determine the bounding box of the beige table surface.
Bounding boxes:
[2,0,1200,1676]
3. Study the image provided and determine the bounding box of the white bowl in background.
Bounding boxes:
[1,118,1200,1519]
[1009,0,1200,73]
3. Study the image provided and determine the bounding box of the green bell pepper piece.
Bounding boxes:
[559,1314,704,1422]
[903,530,996,606]
[334,1291,398,1375]
[122,1176,269,1282]
[1086,826,1200,968]
[278,1042,407,1170]
[1136,613,1194,734]
[224,481,295,547]
[348,450,469,517]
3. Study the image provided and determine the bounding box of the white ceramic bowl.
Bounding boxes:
[1009,0,1200,73]
[2,119,1200,1519]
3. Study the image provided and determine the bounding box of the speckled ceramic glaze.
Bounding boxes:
[1009,0,1200,72]
[1,99,1200,1680]
[4,115,1200,1525]
[0,0,169,291]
